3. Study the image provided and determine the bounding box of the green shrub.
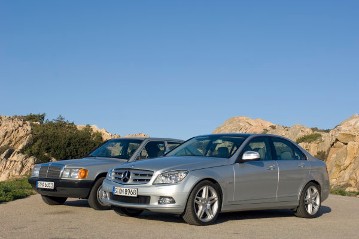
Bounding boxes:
[0,178,35,203]
[296,133,322,143]
[311,127,330,133]
[16,113,46,124]
[330,186,359,197]
[315,150,328,161]
[22,116,104,163]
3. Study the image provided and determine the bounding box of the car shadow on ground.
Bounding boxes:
[126,206,332,225]
[62,199,332,225]
[216,206,331,224]
[64,199,90,208]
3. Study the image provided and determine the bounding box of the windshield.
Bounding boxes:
[166,135,246,158]
[88,139,143,160]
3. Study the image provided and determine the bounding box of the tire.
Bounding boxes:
[294,182,321,218]
[41,195,67,205]
[182,180,222,226]
[113,206,143,217]
[88,177,111,210]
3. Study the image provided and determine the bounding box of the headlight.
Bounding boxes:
[106,169,114,180]
[61,168,88,179]
[31,165,41,178]
[153,170,188,184]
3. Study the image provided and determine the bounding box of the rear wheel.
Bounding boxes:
[294,182,321,218]
[113,206,143,217]
[182,180,221,226]
[41,195,67,205]
[88,177,111,210]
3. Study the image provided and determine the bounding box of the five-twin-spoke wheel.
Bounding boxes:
[183,180,221,225]
[295,182,321,218]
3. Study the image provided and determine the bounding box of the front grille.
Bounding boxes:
[112,169,153,185]
[39,164,62,179]
[110,194,150,204]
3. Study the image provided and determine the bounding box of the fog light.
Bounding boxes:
[158,196,175,204]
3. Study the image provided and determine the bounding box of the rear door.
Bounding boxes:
[271,137,310,202]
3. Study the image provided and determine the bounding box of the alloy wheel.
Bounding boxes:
[304,186,320,215]
[194,185,219,222]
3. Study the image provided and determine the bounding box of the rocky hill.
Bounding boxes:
[214,115,359,192]
[0,116,38,181]
[0,116,120,181]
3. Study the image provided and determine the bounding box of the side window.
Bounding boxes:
[272,138,306,160]
[243,137,272,161]
[137,141,165,160]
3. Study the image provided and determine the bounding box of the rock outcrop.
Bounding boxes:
[0,116,121,181]
[124,133,150,138]
[326,115,359,192]
[214,115,359,192]
[0,116,34,181]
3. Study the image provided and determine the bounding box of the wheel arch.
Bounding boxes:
[185,178,224,211]
[86,172,107,198]
[298,180,321,201]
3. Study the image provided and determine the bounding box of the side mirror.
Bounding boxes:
[242,151,260,161]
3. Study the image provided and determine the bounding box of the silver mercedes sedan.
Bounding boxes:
[101,134,330,225]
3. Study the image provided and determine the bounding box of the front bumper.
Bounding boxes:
[102,178,192,214]
[28,177,93,198]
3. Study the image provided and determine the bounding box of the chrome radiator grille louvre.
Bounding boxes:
[39,164,62,178]
[112,169,154,184]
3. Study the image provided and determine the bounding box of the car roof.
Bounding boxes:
[107,137,183,142]
[197,133,253,138]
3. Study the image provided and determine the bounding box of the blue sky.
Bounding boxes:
[1,0,358,139]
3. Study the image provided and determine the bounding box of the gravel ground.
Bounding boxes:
[0,194,358,239]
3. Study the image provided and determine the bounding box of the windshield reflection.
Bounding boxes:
[88,139,143,160]
[166,135,246,159]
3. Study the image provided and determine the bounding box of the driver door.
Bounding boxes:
[233,137,278,204]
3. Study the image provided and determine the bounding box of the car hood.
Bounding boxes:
[39,157,128,168]
[116,156,229,172]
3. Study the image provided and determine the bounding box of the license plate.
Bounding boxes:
[37,181,55,189]
[113,187,138,197]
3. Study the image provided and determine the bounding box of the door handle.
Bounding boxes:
[266,165,276,170]
[298,163,305,168]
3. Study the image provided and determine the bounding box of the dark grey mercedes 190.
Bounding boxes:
[102,134,330,225]
[28,137,182,210]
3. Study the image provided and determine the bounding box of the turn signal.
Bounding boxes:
[78,169,88,179]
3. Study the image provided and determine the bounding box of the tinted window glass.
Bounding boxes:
[89,139,143,160]
[167,135,246,159]
[243,137,272,161]
[137,141,165,160]
[272,138,306,160]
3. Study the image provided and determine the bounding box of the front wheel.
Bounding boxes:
[113,206,143,217]
[41,195,67,205]
[182,180,222,226]
[294,182,321,218]
[88,177,111,210]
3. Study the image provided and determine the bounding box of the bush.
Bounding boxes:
[311,127,330,133]
[16,113,46,124]
[330,186,359,197]
[22,116,104,163]
[0,178,35,203]
[296,133,322,144]
[315,150,328,161]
